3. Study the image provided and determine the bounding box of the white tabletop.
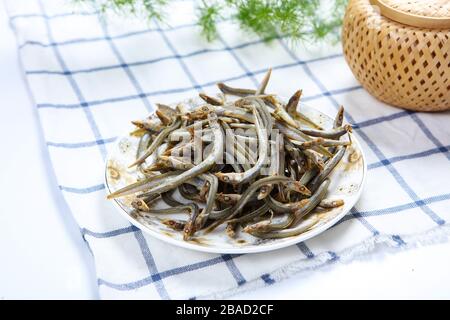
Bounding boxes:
[1,2,449,299]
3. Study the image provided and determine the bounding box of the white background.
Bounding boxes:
[1,2,450,299]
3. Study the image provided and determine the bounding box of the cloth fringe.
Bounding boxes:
[200,224,450,299]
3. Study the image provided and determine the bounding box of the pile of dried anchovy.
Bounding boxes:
[107,69,352,240]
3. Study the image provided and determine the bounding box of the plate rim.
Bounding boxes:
[104,105,367,254]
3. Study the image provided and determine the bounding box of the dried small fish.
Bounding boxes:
[162,219,186,231]
[319,199,344,208]
[129,118,181,167]
[137,203,198,216]
[247,179,330,238]
[137,112,224,198]
[215,106,268,185]
[107,171,180,199]
[308,147,346,193]
[298,137,350,149]
[226,203,270,224]
[109,69,352,240]
[199,93,223,106]
[195,173,219,229]
[300,125,352,140]
[286,89,302,116]
[216,193,241,205]
[132,116,164,132]
[156,103,177,125]
[217,83,256,97]
[255,68,272,95]
[204,176,292,232]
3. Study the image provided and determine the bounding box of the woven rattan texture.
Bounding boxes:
[342,0,450,111]
[383,0,450,18]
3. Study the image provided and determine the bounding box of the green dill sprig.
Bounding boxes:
[77,0,348,43]
[198,0,222,41]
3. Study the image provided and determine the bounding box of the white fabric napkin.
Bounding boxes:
[6,0,450,299]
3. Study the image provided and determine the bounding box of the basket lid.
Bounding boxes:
[369,0,450,29]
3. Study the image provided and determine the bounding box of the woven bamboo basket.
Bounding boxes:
[342,0,450,111]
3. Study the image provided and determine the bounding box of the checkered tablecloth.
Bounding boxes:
[6,0,450,299]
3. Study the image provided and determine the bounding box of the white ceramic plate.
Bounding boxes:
[105,98,366,254]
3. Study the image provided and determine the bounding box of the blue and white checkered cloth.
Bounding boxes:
[6,0,450,299]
